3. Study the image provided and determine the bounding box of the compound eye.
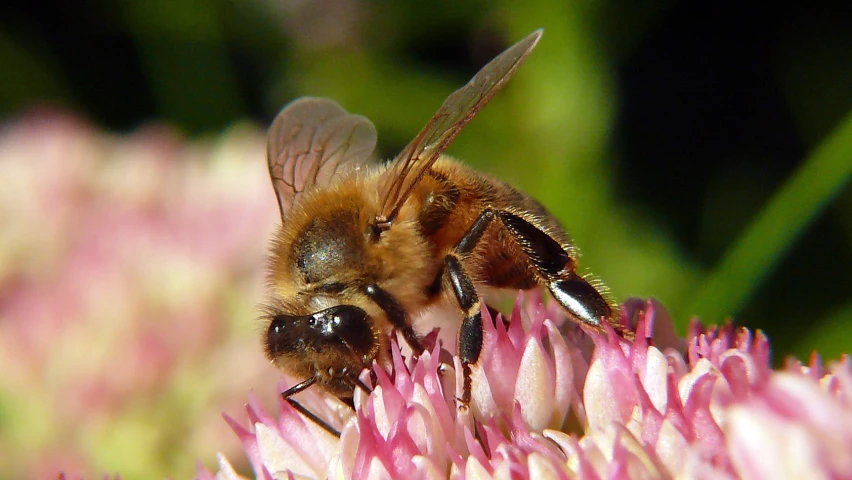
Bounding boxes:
[310,305,374,357]
[269,315,286,333]
[331,305,368,331]
[265,315,294,357]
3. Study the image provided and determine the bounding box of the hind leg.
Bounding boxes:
[446,208,618,404]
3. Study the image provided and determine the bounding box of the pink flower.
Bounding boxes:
[202,295,852,479]
[0,110,281,479]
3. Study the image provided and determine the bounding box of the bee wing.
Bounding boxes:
[267,97,379,218]
[376,29,542,224]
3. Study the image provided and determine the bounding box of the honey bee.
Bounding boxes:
[263,29,619,432]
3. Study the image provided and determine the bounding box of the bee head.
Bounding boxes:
[264,304,379,397]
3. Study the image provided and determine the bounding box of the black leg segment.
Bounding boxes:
[495,211,614,328]
[445,207,616,407]
[457,208,495,254]
[285,398,342,438]
[282,376,317,398]
[496,211,573,277]
[364,283,425,355]
[281,377,342,438]
[444,254,482,405]
[445,255,483,363]
[548,278,611,327]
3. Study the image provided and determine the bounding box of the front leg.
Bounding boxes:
[281,377,342,438]
[364,283,425,356]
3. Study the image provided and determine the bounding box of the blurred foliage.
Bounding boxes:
[1,0,851,476]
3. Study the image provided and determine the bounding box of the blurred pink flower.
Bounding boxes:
[0,110,283,479]
[202,295,852,480]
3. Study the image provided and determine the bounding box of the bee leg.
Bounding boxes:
[494,211,616,330]
[364,283,424,356]
[445,254,483,406]
[445,209,497,405]
[281,376,316,398]
[282,377,342,438]
[448,206,619,406]
[286,398,342,438]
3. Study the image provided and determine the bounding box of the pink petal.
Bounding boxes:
[255,422,321,478]
[726,407,823,480]
[514,329,555,430]
[544,321,575,430]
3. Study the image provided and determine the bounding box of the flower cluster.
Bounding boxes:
[201,295,852,479]
[0,111,280,478]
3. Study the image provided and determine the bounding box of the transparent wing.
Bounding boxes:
[376,29,543,225]
[267,97,378,218]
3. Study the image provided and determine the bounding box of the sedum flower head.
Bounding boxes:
[201,294,852,479]
[0,110,281,478]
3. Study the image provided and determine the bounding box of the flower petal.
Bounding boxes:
[514,330,555,431]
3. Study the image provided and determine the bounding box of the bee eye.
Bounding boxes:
[270,315,286,333]
[266,315,293,356]
[308,305,374,357]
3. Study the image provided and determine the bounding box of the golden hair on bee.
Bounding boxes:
[260,29,622,436]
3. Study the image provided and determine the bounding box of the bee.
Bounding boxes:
[262,29,620,433]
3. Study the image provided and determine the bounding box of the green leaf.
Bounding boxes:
[687,109,852,323]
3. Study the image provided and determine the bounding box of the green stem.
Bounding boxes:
[688,109,852,323]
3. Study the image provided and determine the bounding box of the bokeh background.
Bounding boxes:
[1,0,850,478]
